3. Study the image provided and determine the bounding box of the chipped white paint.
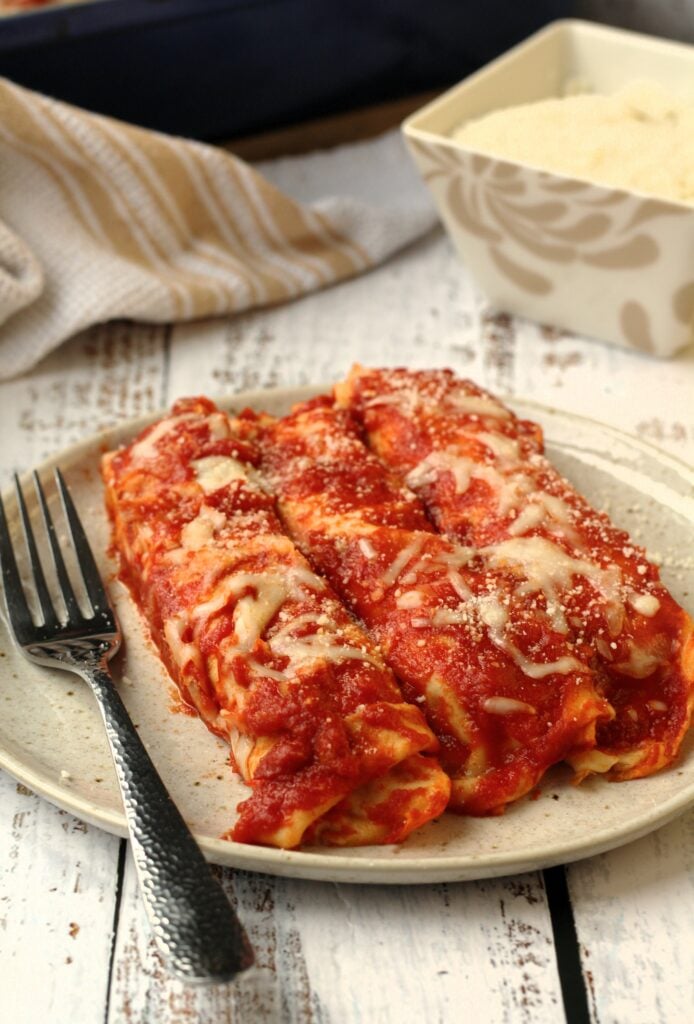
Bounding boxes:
[106,855,562,1024]
[568,813,694,1024]
[0,769,120,1024]
[0,322,168,1024]
[1,135,693,1024]
[283,875,562,1024]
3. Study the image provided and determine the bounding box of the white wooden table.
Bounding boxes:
[1,212,693,1023]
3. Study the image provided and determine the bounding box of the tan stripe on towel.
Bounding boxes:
[28,94,225,318]
[158,140,292,305]
[91,114,282,311]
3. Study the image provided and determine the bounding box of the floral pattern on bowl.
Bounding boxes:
[404,136,694,357]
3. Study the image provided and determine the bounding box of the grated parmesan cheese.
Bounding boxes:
[452,80,694,205]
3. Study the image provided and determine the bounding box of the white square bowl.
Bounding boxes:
[402,19,694,357]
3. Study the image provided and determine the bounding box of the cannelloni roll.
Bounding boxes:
[102,397,450,848]
[338,366,694,782]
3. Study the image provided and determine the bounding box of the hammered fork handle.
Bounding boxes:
[85,658,253,982]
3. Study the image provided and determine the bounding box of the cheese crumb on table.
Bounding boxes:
[452,80,694,204]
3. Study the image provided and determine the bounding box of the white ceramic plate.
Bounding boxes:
[1,386,693,884]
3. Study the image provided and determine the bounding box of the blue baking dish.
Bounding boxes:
[0,0,569,140]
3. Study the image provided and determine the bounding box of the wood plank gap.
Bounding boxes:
[543,866,591,1024]
[103,839,127,1024]
[161,324,173,406]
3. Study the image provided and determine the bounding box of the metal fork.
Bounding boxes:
[0,469,254,983]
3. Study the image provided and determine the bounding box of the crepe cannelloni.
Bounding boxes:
[102,397,450,849]
[337,366,694,782]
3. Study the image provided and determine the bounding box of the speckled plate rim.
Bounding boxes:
[1,384,693,884]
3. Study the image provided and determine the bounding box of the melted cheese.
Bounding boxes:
[317,510,388,537]
[483,696,537,715]
[288,564,328,594]
[433,545,475,568]
[508,494,575,538]
[401,543,473,586]
[380,536,427,590]
[629,593,661,617]
[447,394,511,419]
[477,595,508,634]
[267,612,381,675]
[246,659,287,682]
[192,571,287,638]
[614,646,664,678]
[475,431,521,461]
[406,451,474,493]
[507,503,546,536]
[474,597,585,683]
[163,548,189,565]
[272,612,326,635]
[129,412,198,463]
[205,571,377,676]
[448,568,473,601]
[359,537,377,559]
[269,630,379,673]
[483,536,623,635]
[432,607,473,627]
[164,616,202,671]
[406,451,532,513]
[234,580,288,650]
[192,455,249,493]
[180,507,227,550]
[435,593,584,679]
[363,394,402,408]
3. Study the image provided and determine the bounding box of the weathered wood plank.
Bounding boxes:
[0,320,170,1024]
[285,874,563,1024]
[106,858,564,1024]
[0,772,122,1024]
[567,810,694,1024]
[0,321,169,474]
[107,858,315,1024]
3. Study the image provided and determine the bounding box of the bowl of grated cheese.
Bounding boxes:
[402,19,694,358]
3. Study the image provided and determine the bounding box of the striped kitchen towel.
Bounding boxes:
[0,78,436,379]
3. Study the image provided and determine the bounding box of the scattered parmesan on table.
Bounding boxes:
[452,80,694,204]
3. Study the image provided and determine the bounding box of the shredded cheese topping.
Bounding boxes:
[406,450,534,513]
[508,494,575,539]
[379,536,427,590]
[482,536,622,635]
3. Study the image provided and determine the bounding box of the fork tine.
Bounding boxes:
[54,468,113,621]
[14,474,60,629]
[0,492,35,643]
[33,470,83,623]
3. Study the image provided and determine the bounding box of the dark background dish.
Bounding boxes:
[0,0,568,140]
